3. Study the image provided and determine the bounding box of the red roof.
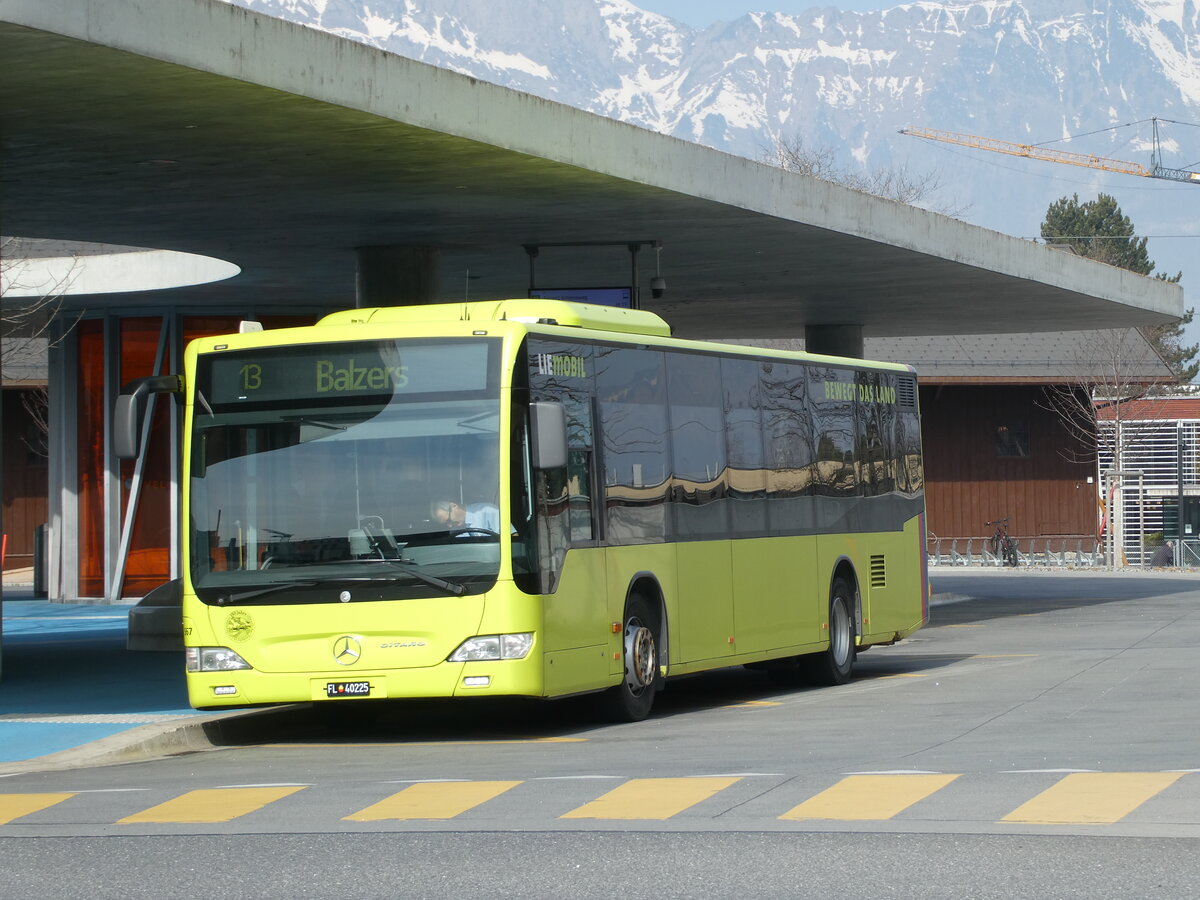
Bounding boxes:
[1096,397,1200,421]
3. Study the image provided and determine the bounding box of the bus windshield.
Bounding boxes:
[188,338,502,604]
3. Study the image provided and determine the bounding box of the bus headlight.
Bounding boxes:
[448,633,534,662]
[186,646,253,672]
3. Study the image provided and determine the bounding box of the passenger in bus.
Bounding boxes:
[430,496,500,535]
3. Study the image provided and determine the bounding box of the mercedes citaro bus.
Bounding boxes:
[116,299,928,720]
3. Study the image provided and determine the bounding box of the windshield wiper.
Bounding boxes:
[300,559,467,597]
[196,388,215,418]
[345,560,467,596]
[284,416,347,432]
[217,581,318,605]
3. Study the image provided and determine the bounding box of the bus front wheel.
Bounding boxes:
[802,577,856,685]
[601,595,661,722]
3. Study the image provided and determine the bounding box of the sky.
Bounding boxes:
[636,0,899,28]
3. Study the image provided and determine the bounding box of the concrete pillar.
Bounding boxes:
[804,324,864,359]
[355,245,441,307]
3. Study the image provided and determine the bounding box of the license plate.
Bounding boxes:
[326,681,371,698]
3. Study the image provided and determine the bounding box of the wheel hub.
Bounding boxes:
[624,620,656,692]
[831,599,851,666]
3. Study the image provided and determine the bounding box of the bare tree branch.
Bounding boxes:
[763,135,971,218]
[1036,328,1173,466]
[2,236,85,451]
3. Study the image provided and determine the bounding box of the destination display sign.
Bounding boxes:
[203,339,496,407]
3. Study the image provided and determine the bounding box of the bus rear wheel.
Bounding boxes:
[801,577,856,686]
[600,595,661,722]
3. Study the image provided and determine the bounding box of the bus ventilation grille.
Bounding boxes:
[896,376,917,409]
[870,555,886,588]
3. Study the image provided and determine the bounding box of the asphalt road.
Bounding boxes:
[4,570,1200,898]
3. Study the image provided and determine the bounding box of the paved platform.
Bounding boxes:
[0,586,227,774]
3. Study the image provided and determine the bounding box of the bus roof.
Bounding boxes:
[319,299,673,338]
[315,299,912,373]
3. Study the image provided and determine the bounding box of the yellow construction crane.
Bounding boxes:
[900,120,1200,185]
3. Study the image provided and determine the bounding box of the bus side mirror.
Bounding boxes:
[114,375,183,459]
[530,401,568,470]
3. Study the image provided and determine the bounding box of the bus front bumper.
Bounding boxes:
[187,657,545,708]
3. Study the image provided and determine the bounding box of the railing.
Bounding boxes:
[1177,541,1200,567]
[927,536,1104,568]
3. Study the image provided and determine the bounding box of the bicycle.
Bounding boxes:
[986,517,1019,567]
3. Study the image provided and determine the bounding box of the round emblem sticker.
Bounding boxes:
[225,609,254,643]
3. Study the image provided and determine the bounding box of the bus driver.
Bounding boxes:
[430,497,500,534]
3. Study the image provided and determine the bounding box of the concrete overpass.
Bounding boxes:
[0,0,1182,346]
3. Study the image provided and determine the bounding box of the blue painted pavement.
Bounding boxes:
[0,587,201,764]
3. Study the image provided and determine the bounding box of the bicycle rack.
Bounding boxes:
[926,536,952,568]
[1074,540,1102,566]
[932,536,1106,567]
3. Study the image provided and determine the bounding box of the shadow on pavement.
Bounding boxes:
[929,571,1200,627]
[202,649,970,750]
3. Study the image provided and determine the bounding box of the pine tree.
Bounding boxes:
[1041,193,1197,383]
[1142,303,1200,384]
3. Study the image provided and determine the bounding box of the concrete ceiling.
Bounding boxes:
[0,0,1183,339]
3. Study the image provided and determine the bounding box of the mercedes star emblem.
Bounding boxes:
[333,635,362,666]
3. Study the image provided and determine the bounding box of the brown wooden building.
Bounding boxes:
[2,338,48,570]
[880,331,1171,548]
[918,383,1095,545]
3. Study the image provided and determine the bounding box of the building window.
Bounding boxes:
[996,422,1030,458]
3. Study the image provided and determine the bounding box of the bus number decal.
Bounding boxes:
[240,363,263,391]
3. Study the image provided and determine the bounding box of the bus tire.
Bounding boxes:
[802,577,856,686]
[600,594,661,722]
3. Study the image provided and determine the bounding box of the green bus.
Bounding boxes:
[117,299,927,720]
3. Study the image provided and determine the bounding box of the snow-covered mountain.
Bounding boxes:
[223,0,1200,288]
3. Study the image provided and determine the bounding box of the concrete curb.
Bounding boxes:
[0,704,314,775]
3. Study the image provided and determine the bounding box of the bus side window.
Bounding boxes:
[666,351,728,538]
[897,379,924,495]
[525,340,599,591]
[808,366,859,500]
[857,370,898,498]
[595,346,668,545]
[764,361,816,531]
[722,357,768,537]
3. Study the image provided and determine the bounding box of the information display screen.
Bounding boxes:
[202,339,497,408]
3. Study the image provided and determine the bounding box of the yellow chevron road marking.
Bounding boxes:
[780,774,960,820]
[561,777,741,820]
[0,793,76,824]
[1001,772,1185,825]
[118,786,305,824]
[344,781,522,821]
